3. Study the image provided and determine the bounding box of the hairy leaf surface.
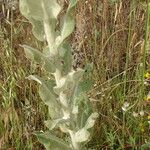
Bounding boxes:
[35,131,71,150]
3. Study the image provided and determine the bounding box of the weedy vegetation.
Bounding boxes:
[0,0,150,149]
[19,0,98,149]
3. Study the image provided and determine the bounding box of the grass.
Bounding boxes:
[0,0,150,149]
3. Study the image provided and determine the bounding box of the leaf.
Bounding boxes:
[43,57,56,73]
[20,45,43,63]
[27,75,60,118]
[84,63,94,75]
[77,98,92,129]
[43,46,62,73]
[77,79,93,94]
[72,64,94,97]
[27,75,42,84]
[19,0,30,20]
[20,0,61,20]
[74,128,90,143]
[21,45,56,73]
[56,0,77,46]
[35,131,71,150]
[28,76,57,107]
[30,0,60,20]
[78,63,94,92]
[54,69,84,94]
[74,112,98,143]
[20,0,45,41]
[61,0,77,39]
[19,0,61,41]
[45,118,69,130]
[31,19,45,41]
[39,79,61,118]
[59,43,72,75]
[84,112,99,129]
[39,80,56,106]
[71,68,84,83]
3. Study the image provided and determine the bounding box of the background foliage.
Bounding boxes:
[0,0,150,149]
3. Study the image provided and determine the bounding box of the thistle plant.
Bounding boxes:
[19,0,98,149]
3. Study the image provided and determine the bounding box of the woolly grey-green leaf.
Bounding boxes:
[21,45,56,73]
[39,79,61,118]
[42,46,62,72]
[43,57,57,73]
[20,0,61,20]
[27,75,60,118]
[20,45,43,63]
[74,112,98,143]
[19,0,61,41]
[30,19,45,41]
[84,112,99,129]
[45,118,70,130]
[27,75,42,84]
[19,0,30,20]
[35,131,71,150]
[61,0,77,39]
[76,97,92,129]
[59,43,72,75]
[56,0,77,46]
[19,0,45,41]
[74,128,90,143]
[53,69,84,95]
[84,63,94,75]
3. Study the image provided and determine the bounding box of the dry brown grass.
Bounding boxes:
[0,0,150,149]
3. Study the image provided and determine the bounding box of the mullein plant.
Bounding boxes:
[19,0,98,149]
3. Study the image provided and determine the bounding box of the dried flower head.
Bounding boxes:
[132,112,138,118]
[122,102,130,112]
[139,110,144,117]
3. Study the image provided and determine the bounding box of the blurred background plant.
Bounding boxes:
[0,0,150,149]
